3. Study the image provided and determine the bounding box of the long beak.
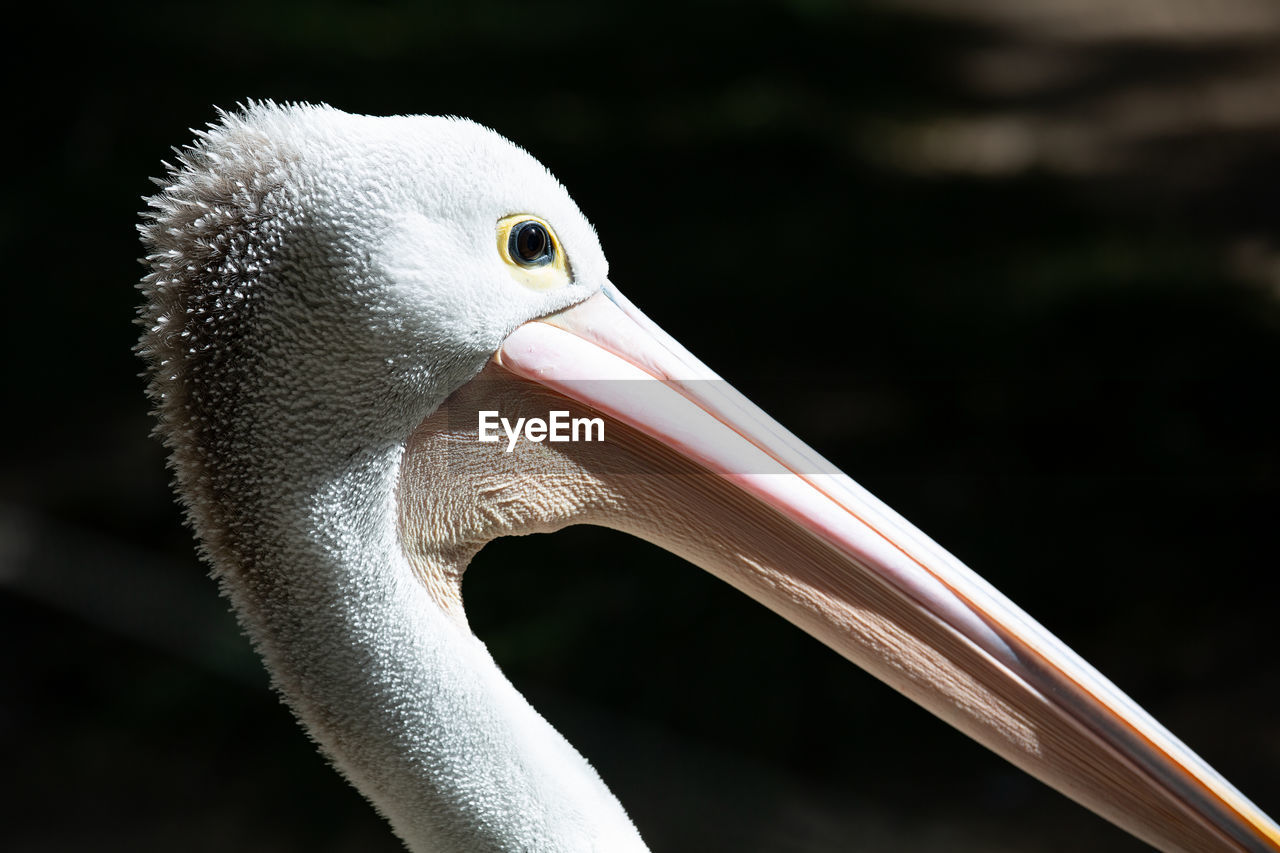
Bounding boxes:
[491,283,1280,853]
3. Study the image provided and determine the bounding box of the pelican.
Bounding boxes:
[138,102,1278,852]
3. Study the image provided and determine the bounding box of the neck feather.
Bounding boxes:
[183,385,645,852]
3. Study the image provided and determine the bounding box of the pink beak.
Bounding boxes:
[486,283,1279,852]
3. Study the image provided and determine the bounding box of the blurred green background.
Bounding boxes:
[3,1,1277,850]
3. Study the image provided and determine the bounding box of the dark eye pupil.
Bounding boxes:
[512,222,552,265]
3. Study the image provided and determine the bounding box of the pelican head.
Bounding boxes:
[139,103,1278,852]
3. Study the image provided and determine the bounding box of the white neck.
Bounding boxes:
[203,401,646,852]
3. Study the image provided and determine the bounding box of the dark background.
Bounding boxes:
[3,1,1278,850]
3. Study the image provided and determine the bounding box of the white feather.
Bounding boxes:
[138,102,645,852]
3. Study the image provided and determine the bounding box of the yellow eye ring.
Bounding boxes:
[497,214,571,291]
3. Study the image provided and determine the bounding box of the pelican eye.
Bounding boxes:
[497,214,571,291]
[510,221,553,267]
